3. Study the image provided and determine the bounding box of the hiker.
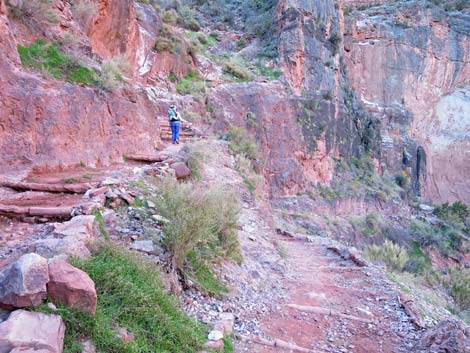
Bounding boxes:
[168,104,182,144]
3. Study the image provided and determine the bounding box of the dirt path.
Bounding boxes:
[237,234,421,353]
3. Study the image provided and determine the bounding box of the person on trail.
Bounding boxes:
[168,104,182,144]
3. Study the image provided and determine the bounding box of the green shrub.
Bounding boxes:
[446,266,470,311]
[161,9,178,24]
[97,56,128,91]
[434,201,469,225]
[176,70,206,95]
[246,111,257,127]
[154,38,173,52]
[364,240,410,272]
[227,127,259,161]
[18,40,96,85]
[34,243,205,352]
[223,62,253,81]
[153,178,241,293]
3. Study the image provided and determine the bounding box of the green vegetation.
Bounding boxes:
[223,61,253,82]
[445,266,470,312]
[18,40,96,85]
[97,56,128,91]
[176,70,206,95]
[364,240,410,272]
[434,201,469,226]
[227,127,259,161]
[317,155,401,202]
[34,243,205,352]
[92,210,109,239]
[153,178,241,294]
[154,24,183,55]
[6,0,59,23]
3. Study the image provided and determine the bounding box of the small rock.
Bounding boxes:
[131,240,157,254]
[47,260,97,315]
[208,330,224,341]
[146,200,156,208]
[54,215,97,241]
[152,214,170,224]
[47,302,58,311]
[0,309,65,353]
[80,339,96,353]
[205,339,224,349]
[116,326,135,343]
[30,236,91,260]
[0,253,49,308]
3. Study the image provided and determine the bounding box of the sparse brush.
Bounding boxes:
[71,0,97,18]
[364,239,409,272]
[97,55,129,91]
[445,266,470,311]
[228,127,259,161]
[153,178,241,293]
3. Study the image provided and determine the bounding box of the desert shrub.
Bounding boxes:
[7,0,59,23]
[223,61,253,81]
[153,178,241,293]
[18,40,96,85]
[445,266,470,311]
[246,111,257,127]
[434,201,469,225]
[176,70,206,95]
[70,0,97,18]
[154,38,173,52]
[161,9,178,24]
[34,243,205,352]
[364,239,410,272]
[97,55,128,91]
[395,170,409,188]
[227,127,259,161]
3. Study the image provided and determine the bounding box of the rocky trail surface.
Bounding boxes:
[237,234,421,353]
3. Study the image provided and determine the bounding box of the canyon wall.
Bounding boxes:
[343,3,470,202]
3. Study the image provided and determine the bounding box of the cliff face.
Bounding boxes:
[0,0,197,176]
[343,3,470,202]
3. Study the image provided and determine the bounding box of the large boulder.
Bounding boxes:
[414,319,470,353]
[170,162,191,180]
[47,260,97,315]
[30,236,91,260]
[0,309,65,353]
[54,215,98,241]
[0,253,49,308]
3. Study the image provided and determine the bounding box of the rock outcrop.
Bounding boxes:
[343,3,470,202]
[47,259,97,315]
[414,319,470,353]
[0,253,49,308]
[0,309,65,353]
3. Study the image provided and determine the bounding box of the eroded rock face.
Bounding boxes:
[47,259,97,315]
[210,82,343,196]
[0,253,49,308]
[0,309,65,353]
[343,3,470,202]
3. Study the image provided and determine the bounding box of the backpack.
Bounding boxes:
[168,107,178,121]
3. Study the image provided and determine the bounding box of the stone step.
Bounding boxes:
[1,181,97,194]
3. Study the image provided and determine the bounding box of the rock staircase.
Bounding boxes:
[157,117,198,144]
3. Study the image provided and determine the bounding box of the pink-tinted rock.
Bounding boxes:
[0,309,65,353]
[47,260,97,315]
[171,162,191,180]
[54,215,98,241]
[414,319,470,353]
[0,253,49,308]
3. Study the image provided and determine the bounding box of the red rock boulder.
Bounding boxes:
[170,162,191,180]
[47,260,97,315]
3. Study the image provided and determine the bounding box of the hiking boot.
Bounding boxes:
[176,140,180,144]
